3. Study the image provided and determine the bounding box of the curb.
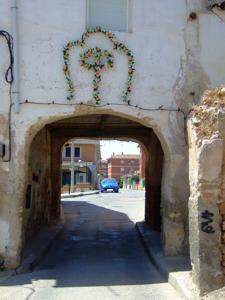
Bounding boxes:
[61,191,99,199]
[16,223,64,274]
[169,271,199,300]
[136,222,168,278]
[136,221,194,299]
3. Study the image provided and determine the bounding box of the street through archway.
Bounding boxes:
[0,191,181,299]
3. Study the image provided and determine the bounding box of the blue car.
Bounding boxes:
[100,178,119,193]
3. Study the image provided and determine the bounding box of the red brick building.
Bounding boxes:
[107,154,140,181]
[99,159,108,178]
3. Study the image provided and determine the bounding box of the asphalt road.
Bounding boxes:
[0,190,181,300]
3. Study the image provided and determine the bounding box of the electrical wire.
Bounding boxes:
[20,100,185,113]
[0,30,14,162]
[0,27,187,160]
[20,100,188,145]
[0,30,14,84]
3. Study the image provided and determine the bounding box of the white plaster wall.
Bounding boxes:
[0,1,224,115]
[0,1,223,117]
[199,13,225,88]
[0,0,187,111]
[0,0,11,114]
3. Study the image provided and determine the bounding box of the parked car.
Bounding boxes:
[100,178,119,193]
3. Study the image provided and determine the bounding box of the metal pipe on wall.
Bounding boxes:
[11,0,20,113]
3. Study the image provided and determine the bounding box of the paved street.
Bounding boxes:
[0,191,181,300]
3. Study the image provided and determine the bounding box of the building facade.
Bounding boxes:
[61,139,101,193]
[99,159,108,178]
[107,154,140,181]
[0,0,225,294]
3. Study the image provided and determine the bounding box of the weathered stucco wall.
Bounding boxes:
[1,0,224,116]
[0,0,224,272]
[23,126,52,241]
[188,88,225,294]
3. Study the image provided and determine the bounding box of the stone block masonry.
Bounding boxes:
[188,87,225,295]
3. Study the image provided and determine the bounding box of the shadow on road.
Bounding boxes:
[0,200,165,288]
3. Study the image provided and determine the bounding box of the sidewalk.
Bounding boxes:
[61,190,99,198]
[136,222,199,300]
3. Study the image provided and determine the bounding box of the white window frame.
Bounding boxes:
[86,0,132,33]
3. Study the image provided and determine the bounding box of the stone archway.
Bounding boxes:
[1,105,189,269]
[24,113,165,250]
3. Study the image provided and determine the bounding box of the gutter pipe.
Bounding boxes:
[11,0,20,113]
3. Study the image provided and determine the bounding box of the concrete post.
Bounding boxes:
[70,142,75,193]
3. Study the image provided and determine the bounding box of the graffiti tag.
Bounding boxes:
[201,210,215,234]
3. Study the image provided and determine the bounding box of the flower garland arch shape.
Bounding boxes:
[63,27,135,105]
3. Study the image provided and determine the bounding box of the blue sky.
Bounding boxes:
[100,140,140,160]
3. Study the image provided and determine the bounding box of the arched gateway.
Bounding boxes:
[13,107,189,268]
[0,104,189,269]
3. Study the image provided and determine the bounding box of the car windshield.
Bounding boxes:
[102,178,117,184]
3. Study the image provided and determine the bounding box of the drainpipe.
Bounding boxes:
[11,0,20,113]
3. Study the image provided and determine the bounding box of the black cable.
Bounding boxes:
[0,30,14,162]
[0,30,14,84]
[20,100,188,145]
[20,100,184,113]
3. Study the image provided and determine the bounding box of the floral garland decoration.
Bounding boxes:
[79,47,114,104]
[63,26,135,104]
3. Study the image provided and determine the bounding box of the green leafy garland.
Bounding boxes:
[63,26,135,104]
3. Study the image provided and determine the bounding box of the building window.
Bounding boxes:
[65,147,71,157]
[87,0,129,32]
[120,160,124,164]
[74,147,81,158]
[120,167,125,172]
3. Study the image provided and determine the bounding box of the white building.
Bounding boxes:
[0,0,225,294]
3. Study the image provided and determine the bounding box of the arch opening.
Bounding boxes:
[60,138,143,194]
[24,113,164,245]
